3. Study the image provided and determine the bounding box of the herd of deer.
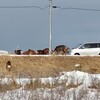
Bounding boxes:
[15,45,69,55]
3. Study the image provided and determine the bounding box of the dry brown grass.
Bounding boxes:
[0,55,100,77]
[0,80,20,92]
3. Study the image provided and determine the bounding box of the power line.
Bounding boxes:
[53,6,100,12]
[0,6,49,10]
[0,5,100,12]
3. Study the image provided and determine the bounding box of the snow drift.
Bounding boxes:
[0,71,100,100]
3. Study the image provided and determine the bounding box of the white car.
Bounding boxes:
[70,42,100,55]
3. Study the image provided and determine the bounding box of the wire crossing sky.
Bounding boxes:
[0,6,49,10]
[0,0,100,52]
[0,5,100,12]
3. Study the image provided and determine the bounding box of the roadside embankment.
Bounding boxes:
[0,55,100,77]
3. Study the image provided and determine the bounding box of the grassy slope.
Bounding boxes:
[0,55,100,77]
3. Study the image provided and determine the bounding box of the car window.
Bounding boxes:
[90,44,98,48]
[83,44,91,48]
[80,43,98,49]
[84,43,100,48]
[78,43,100,49]
[97,43,100,47]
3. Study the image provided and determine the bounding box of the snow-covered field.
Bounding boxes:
[0,71,100,100]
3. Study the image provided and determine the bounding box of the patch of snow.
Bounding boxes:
[0,71,100,100]
[0,77,14,85]
[15,78,32,86]
[0,86,99,100]
[0,71,100,87]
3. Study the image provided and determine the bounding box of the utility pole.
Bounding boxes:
[49,0,52,55]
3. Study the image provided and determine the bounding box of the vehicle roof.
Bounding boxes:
[82,42,100,44]
[76,42,100,48]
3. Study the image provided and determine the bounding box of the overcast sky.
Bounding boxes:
[0,0,100,52]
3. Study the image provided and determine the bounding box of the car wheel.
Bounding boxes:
[74,53,80,55]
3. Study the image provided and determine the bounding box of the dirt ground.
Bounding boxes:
[0,55,100,77]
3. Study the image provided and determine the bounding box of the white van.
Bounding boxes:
[70,42,100,55]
